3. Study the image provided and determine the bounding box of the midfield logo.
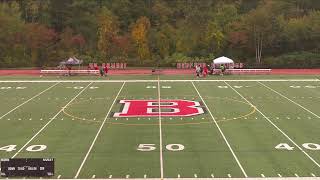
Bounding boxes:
[113,100,204,117]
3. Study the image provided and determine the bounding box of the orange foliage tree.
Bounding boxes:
[131,16,151,63]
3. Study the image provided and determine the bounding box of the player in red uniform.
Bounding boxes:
[203,65,208,78]
[104,65,108,76]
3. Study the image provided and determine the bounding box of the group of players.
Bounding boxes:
[89,65,109,76]
[89,63,227,77]
[99,65,108,76]
[195,64,225,77]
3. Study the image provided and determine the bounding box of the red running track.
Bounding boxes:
[0,69,319,76]
[271,69,320,75]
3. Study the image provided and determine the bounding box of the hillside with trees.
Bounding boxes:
[0,0,319,68]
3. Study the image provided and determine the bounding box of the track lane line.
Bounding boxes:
[0,82,60,120]
[258,81,320,118]
[191,82,248,178]
[74,82,125,178]
[157,77,164,179]
[224,81,320,169]
[11,82,93,158]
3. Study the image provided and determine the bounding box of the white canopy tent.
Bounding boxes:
[60,57,83,65]
[212,56,234,69]
[213,56,234,64]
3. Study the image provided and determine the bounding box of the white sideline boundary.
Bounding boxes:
[192,82,248,177]
[0,79,319,83]
[11,82,93,158]
[74,82,126,178]
[0,82,59,120]
[4,178,320,180]
[157,78,164,179]
[258,81,320,119]
[224,81,320,169]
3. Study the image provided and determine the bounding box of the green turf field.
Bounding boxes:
[0,75,320,179]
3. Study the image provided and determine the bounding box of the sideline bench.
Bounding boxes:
[40,70,99,76]
[226,69,271,75]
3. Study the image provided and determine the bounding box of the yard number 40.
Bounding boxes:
[275,143,320,151]
[137,144,184,152]
[0,145,47,152]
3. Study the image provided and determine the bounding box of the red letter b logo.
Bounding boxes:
[114,100,204,117]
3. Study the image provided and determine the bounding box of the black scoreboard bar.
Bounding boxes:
[0,158,54,177]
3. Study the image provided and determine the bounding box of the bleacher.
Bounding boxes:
[225,69,271,74]
[40,69,99,76]
[41,62,127,76]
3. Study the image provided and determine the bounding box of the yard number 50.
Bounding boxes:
[137,144,184,152]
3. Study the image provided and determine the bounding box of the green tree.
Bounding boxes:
[0,2,25,67]
[242,1,279,63]
[151,0,173,26]
[205,21,225,55]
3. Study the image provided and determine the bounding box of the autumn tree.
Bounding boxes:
[131,16,151,63]
[24,23,57,65]
[0,0,319,68]
[110,35,131,62]
[96,7,119,61]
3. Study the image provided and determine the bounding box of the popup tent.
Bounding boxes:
[59,57,83,70]
[60,57,83,65]
[213,56,234,69]
[213,56,234,64]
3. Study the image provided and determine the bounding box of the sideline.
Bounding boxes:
[0,79,319,83]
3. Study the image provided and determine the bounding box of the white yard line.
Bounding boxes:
[157,77,164,179]
[258,81,320,118]
[52,178,320,180]
[0,79,319,83]
[191,82,248,178]
[74,82,126,178]
[224,81,320,169]
[0,82,59,120]
[11,82,93,158]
